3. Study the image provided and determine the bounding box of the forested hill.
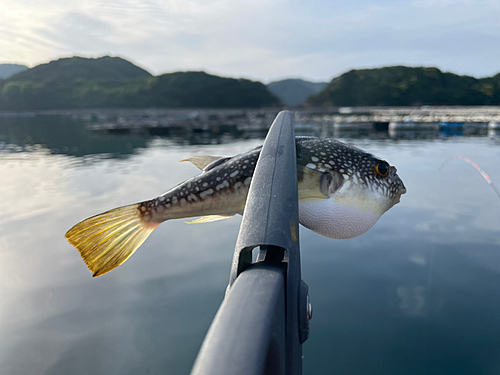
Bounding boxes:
[6,58,498,109]
[308,66,500,106]
[0,56,280,110]
[135,71,280,108]
[7,56,152,83]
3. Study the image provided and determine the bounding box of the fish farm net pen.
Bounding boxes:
[190,111,311,375]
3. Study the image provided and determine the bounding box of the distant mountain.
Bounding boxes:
[0,64,28,79]
[308,66,500,106]
[267,79,327,106]
[0,56,280,110]
[8,56,152,83]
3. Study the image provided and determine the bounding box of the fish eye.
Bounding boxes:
[375,162,390,177]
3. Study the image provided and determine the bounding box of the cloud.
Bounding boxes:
[1,0,500,81]
[412,0,475,8]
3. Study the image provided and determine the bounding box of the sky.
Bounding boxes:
[1,0,500,83]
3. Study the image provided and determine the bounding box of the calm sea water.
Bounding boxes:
[1,113,500,375]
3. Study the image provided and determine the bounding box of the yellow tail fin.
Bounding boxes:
[65,204,158,277]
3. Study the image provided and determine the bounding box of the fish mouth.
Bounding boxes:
[394,182,406,206]
[394,173,407,195]
[386,177,406,210]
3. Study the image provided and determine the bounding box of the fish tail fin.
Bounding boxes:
[65,204,159,277]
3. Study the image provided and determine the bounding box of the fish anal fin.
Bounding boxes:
[185,214,236,224]
[181,156,224,170]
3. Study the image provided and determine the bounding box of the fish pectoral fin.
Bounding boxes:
[185,214,236,224]
[181,156,224,170]
[298,165,344,199]
[298,165,329,199]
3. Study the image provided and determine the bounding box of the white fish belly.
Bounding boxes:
[299,198,381,239]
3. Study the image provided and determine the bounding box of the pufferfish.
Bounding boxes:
[65,137,406,277]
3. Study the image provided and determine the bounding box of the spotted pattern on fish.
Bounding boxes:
[139,137,406,224]
[66,136,407,277]
[296,137,405,200]
[139,146,262,222]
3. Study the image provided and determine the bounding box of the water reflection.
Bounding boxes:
[2,112,498,163]
[0,116,148,158]
[1,112,500,375]
[389,128,439,140]
[489,128,500,142]
[396,285,426,317]
[0,115,269,159]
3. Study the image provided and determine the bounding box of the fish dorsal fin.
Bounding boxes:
[185,214,236,224]
[181,156,231,171]
[181,156,224,170]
